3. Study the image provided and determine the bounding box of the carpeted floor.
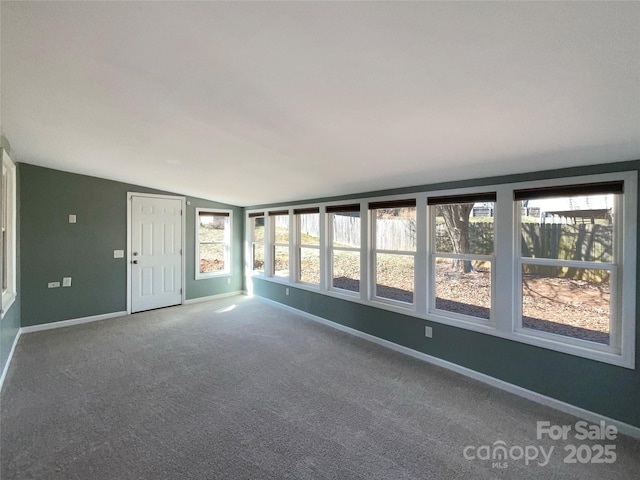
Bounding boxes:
[1,295,639,479]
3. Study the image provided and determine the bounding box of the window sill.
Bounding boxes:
[195,272,231,280]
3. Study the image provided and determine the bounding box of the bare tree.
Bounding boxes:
[440,204,473,272]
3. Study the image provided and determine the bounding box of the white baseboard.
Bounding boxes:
[20,311,127,334]
[0,328,21,391]
[184,291,243,304]
[257,296,640,440]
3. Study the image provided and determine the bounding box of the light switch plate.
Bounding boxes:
[62,277,72,287]
[114,250,124,258]
[69,214,77,223]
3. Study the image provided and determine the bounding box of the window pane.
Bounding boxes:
[252,217,265,242]
[274,215,289,243]
[2,230,6,291]
[252,244,264,272]
[274,245,289,278]
[435,203,494,255]
[299,213,320,246]
[522,265,610,345]
[375,253,414,303]
[299,247,320,284]
[2,168,7,291]
[434,257,491,320]
[332,249,360,293]
[199,214,227,242]
[520,194,614,263]
[2,167,7,229]
[332,212,361,247]
[200,243,225,273]
[375,207,416,251]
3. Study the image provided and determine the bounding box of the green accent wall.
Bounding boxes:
[20,163,243,327]
[249,159,640,428]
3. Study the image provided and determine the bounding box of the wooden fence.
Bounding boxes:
[277,216,612,267]
[278,214,415,250]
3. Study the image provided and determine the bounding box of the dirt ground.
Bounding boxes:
[296,250,611,346]
[521,274,610,344]
[428,266,610,345]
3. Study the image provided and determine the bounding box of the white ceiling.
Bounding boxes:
[2,1,639,207]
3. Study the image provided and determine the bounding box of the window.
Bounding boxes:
[429,193,496,321]
[270,211,290,278]
[295,208,320,285]
[1,150,16,317]
[196,209,231,278]
[249,213,265,274]
[245,171,636,367]
[370,200,416,305]
[515,181,623,349]
[328,204,361,294]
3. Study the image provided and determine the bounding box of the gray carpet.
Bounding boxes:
[1,296,638,479]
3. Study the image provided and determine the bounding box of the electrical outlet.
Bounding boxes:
[69,214,77,223]
[424,326,433,338]
[285,288,290,296]
[48,282,60,288]
[62,277,72,287]
[226,278,231,284]
[113,250,124,258]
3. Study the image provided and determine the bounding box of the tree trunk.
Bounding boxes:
[440,204,473,272]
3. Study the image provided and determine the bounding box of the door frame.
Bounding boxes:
[127,192,187,314]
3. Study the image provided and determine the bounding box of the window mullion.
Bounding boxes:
[494,185,515,332]
[521,257,614,270]
[290,213,297,283]
[360,201,369,301]
[414,194,427,314]
[619,173,637,365]
[434,252,494,261]
[366,202,377,301]
[319,206,327,291]
[264,213,272,277]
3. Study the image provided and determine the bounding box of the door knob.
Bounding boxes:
[133,252,139,256]
[132,260,138,264]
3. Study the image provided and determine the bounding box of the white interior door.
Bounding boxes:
[130,195,183,313]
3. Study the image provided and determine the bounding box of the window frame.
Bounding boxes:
[195,208,232,279]
[295,208,321,287]
[328,205,362,296]
[244,170,637,369]
[369,199,417,309]
[248,212,266,275]
[512,175,633,362]
[1,150,16,318]
[428,195,496,325]
[270,210,291,280]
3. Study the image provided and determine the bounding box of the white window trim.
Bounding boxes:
[247,212,266,276]
[370,198,418,309]
[295,210,321,287]
[245,171,637,369]
[1,150,16,318]
[510,171,636,368]
[270,211,291,280]
[428,200,496,326]
[195,208,232,279]
[327,209,362,297]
